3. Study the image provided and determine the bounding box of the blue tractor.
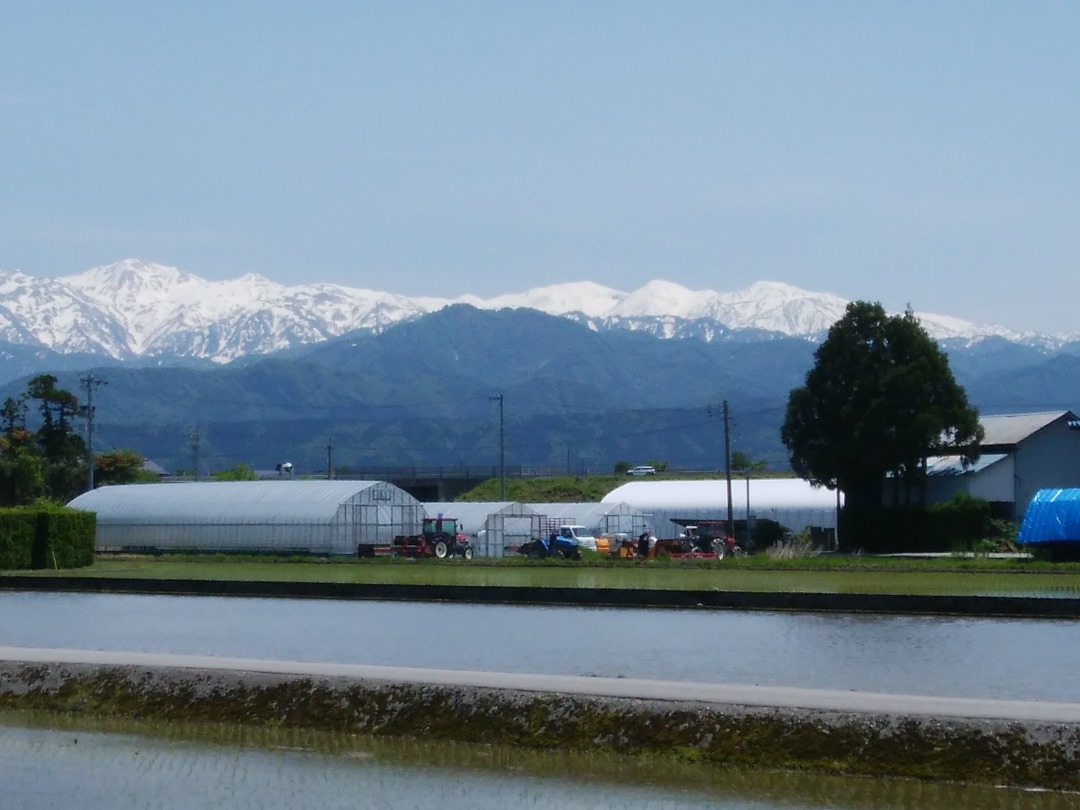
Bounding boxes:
[518,531,582,560]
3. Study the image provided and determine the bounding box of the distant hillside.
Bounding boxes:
[3,306,809,474]
[4,303,1079,476]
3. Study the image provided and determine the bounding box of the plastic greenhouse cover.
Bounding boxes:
[1018,488,1080,544]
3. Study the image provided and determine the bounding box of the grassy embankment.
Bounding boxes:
[9,553,1080,598]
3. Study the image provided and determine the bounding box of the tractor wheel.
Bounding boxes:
[711,539,726,560]
[433,540,449,559]
[463,546,474,560]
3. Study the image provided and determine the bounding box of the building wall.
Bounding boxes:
[925,457,1015,509]
[1013,418,1080,520]
[921,415,1080,521]
[965,457,1016,505]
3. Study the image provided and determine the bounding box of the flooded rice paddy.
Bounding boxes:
[2,716,1077,809]
[3,591,1080,806]
[2,591,1080,701]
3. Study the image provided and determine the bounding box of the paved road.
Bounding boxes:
[4,645,1080,724]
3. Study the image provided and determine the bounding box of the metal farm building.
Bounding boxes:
[68,480,423,555]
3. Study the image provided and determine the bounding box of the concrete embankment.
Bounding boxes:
[2,647,1080,790]
[4,575,1080,617]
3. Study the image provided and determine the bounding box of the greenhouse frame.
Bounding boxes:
[526,502,651,540]
[424,502,540,557]
[68,480,424,555]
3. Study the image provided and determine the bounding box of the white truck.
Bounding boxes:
[557,524,598,552]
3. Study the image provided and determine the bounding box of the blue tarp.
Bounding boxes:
[1017,489,1080,545]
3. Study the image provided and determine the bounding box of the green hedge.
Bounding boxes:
[0,506,96,570]
[839,493,992,553]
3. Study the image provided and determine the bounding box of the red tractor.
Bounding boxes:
[391,516,474,560]
[651,519,744,560]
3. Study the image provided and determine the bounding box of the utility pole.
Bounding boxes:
[723,400,734,537]
[80,374,105,491]
[189,427,201,481]
[745,467,752,546]
[489,393,505,500]
[326,436,334,480]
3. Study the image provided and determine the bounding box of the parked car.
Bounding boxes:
[626,465,657,476]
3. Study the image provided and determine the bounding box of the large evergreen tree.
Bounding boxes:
[0,396,43,506]
[25,375,87,503]
[781,302,983,512]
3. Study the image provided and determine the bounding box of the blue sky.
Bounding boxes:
[2,2,1078,333]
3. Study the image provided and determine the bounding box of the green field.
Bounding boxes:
[10,554,1080,598]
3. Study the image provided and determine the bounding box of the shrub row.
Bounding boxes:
[0,505,95,570]
[840,493,992,553]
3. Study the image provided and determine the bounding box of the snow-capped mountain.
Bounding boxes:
[0,259,1053,364]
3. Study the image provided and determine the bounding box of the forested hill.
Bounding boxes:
[3,305,1077,475]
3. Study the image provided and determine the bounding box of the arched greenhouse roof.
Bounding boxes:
[604,479,841,510]
[424,502,537,533]
[68,480,405,525]
[1019,489,1080,545]
[602,479,842,531]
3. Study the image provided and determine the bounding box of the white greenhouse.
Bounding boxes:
[602,479,842,538]
[424,502,540,557]
[68,480,424,555]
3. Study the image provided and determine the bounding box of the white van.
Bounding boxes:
[558,525,597,552]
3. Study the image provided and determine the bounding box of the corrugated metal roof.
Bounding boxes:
[924,453,1007,477]
[980,412,1072,446]
[68,480,393,524]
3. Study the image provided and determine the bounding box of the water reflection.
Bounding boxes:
[2,718,1077,810]
[3,592,1080,702]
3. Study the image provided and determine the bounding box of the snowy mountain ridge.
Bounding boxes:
[0,259,1064,364]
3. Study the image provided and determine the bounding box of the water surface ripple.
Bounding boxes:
[3,592,1080,702]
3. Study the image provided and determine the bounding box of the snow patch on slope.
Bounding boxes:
[0,259,1059,363]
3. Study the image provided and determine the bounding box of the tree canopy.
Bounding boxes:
[781,302,983,512]
[212,462,259,481]
[94,448,156,487]
[0,376,90,505]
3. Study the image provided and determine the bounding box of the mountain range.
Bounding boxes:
[2,259,1072,375]
[2,259,1079,474]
